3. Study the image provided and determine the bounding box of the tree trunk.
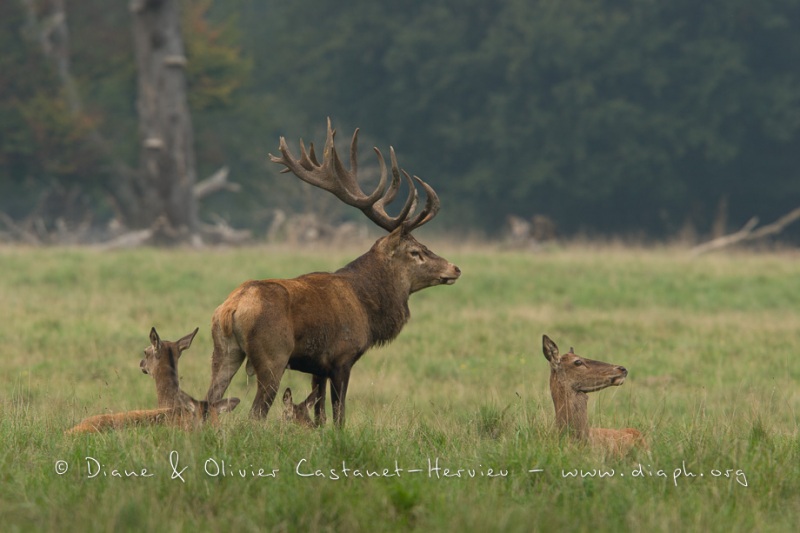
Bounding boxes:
[130,0,198,241]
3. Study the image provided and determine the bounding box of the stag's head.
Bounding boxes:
[140,327,198,376]
[269,118,460,292]
[542,334,628,393]
[373,227,460,293]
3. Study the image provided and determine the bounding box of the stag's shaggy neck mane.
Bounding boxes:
[337,247,411,346]
[550,373,590,439]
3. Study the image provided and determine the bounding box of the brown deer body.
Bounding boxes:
[65,407,177,435]
[66,328,239,435]
[541,335,645,453]
[205,119,460,426]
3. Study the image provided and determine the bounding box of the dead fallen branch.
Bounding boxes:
[691,206,800,256]
[194,166,240,200]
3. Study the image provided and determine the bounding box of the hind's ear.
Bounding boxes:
[177,327,199,352]
[542,335,560,365]
[149,327,161,351]
[304,391,320,408]
[283,388,293,406]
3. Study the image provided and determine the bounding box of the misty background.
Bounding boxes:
[2,0,799,245]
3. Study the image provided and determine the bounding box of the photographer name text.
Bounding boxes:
[53,451,748,487]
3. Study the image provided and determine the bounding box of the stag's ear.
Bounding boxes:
[384,226,405,249]
[176,327,199,353]
[149,327,161,352]
[399,220,413,236]
[542,335,560,365]
[283,388,293,406]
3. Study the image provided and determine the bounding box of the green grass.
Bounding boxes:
[1,243,798,532]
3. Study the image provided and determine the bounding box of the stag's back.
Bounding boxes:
[212,275,373,362]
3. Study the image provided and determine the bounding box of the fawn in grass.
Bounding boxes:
[66,328,239,435]
[281,387,318,428]
[542,334,646,454]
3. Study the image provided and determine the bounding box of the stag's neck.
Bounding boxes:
[152,354,194,409]
[337,251,410,345]
[550,372,590,440]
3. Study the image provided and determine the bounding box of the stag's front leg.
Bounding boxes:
[311,374,327,427]
[330,366,353,428]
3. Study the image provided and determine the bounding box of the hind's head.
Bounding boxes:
[140,327,199,376]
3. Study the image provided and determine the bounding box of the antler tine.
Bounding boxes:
[364,147,417,231]
[307,142,319,166]
[349,127,359,181]
[322,118,388,208]
[402,175,441,231]
[270,118,440,233]
[269,136,322,184]
[276,139,317,174]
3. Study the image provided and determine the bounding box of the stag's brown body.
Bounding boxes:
[205,119,460,426]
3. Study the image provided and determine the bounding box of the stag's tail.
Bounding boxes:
[213,294,241,338]
[214,280,270,339]
[65,407,175,435]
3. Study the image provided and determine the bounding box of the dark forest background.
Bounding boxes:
[2,0,799,243]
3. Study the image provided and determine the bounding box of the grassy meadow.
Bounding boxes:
[1,242,798,532]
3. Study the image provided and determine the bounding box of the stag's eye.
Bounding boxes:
[410,250,424,260]
[573,360,584,366]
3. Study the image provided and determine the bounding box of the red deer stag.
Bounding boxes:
[542,335,646,454]
[205,118,461,426]
[66,328,239,435]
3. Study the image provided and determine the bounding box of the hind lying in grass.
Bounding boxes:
[66,328,239,435]
[541,334,647,454]
[281,387,318,428]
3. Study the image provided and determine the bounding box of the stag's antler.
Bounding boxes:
[268,118,440,232]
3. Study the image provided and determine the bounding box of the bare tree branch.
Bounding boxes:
[194,166,241,200]
[0,212,41,245]
[691,207,800,256]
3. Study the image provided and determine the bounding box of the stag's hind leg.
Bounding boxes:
[245,333,293,419]
[206,332,246,403]
[250,359,290,419]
